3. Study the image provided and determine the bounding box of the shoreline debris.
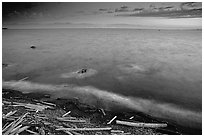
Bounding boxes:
[8,101,54,111]
[111,130,124,133]
[116,120,167,128]
[100,109,106,116]
[129,116,134,119]
[18,77,29,81]
[107,116,117,125]
[2,89,176,135]
[3,113,29,135]
[56,127,112,131]
[62,111,71,117]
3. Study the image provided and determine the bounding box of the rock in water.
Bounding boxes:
[30,45,36,49]
[77,68,87,74]
[61,68,97,79]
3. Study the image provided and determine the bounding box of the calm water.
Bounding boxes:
[2,28,202,129]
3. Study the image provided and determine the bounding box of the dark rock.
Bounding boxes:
[30,46,36,49]
[77,68,87,74]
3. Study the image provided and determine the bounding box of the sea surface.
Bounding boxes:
[2,28,202,131]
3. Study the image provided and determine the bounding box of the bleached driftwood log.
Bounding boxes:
[62,111,71,117]
[116,120,167,128]
[107,116,117,125]
[18,77,29,81]
[100,109,106,116]
[56,127,112,131]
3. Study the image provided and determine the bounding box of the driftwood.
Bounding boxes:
[69,123,78,129]
[70,131,81,135]
[35,116,49,120]
[18,77,29,81]
[129,116,134,119]
[122,132,131,135]
[116,120,167,128]
[3,122,10,130]
[62,123,72,128]
[15,126,30,135]
[26,129,39,135]
[58,119,86,123]
[10,124,22,134]
[111,130,124,133]
[63,130,73,135]
[5,110,17,118]
[56,117,78,122]
[56,116,77,121]
[3,117,16,121]
[100,109,106,116]
[10,102,53,111]
[43,121,52,125]
[39,101,56,107]
[3,113,29,135]
[3,100,12,104]
[62,111,71,117]
[107,116,117,124]
[56,127,112,131]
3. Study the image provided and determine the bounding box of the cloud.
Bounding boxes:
[133,8,144,12]
[99,8,108,11]
[115,5,131,12]
[180,2,202,10]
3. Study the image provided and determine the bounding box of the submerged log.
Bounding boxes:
[116,120,167,128]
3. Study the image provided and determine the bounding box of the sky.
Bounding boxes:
[2,2,202,29]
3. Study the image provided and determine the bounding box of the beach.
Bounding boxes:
[2,88,184,135]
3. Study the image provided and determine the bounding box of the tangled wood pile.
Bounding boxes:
[2,100,113,135]
[2,99,170,135]
[2,89,174,135]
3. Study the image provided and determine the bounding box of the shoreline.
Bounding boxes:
[2,80,202,130]
[1,88,172,135]
[2,88,201,135]
[2,27,202,30]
